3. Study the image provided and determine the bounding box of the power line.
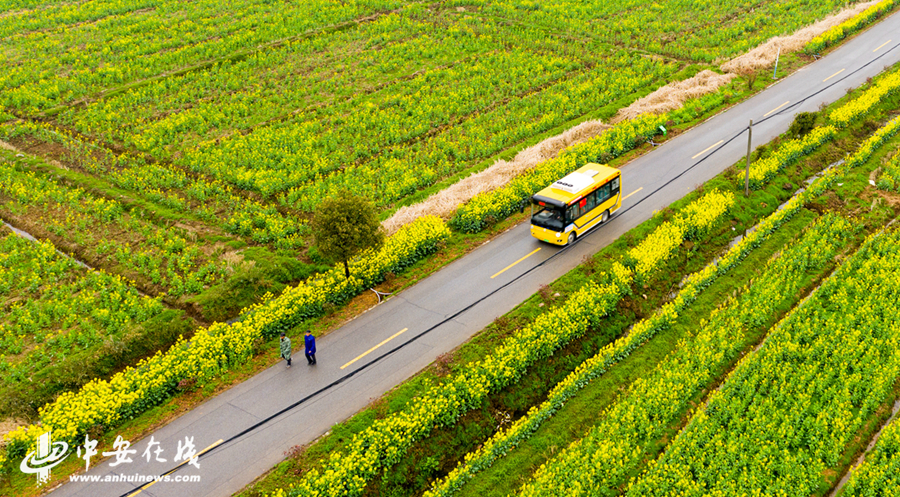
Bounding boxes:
[117,37,900,497]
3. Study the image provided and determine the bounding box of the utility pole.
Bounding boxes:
[773,47,781,80]
[744,119,753,197]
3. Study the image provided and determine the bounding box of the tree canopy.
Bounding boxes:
[310,192,385,279]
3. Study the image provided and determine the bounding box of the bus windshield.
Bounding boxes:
[531,204,565,231]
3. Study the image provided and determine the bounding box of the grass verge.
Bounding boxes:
[234,79,900,497]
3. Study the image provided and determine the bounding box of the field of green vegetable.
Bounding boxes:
[441,78,900,497]
[241,53,900,497]
[0,0,871,420]
[1,0,864,247]
[2,0,900,494]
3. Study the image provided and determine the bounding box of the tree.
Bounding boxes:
[310,192,385,279]
[788,111,818,138]
[735,66,758,91]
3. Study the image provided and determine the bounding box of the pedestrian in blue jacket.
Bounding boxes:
[305,330,317,365]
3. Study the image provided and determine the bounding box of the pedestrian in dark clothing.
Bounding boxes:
[305,330,317,365]
[280,332,292,367]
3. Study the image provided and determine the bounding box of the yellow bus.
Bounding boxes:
[530,163,622,246]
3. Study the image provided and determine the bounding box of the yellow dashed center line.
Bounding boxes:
[823,68,845,82]
[764,101,790,117]
[126,439,224,496]
[622,187,643,201]
[340,328,408,370]
[873,40,892,52]
[691,140,723,159]
[491,248,542,280]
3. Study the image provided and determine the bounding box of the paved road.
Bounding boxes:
[49,12,900,497]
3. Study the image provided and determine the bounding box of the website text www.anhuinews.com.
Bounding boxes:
[69,473,200,483]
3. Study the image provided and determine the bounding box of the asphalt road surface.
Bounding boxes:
[48,11,900,497]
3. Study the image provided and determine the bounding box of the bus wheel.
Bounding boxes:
[601,210,609,223]
[567,232,576,245]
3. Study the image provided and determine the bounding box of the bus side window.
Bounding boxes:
[599,183,611,202]
[566,204,577,224]
[586,189,599,211]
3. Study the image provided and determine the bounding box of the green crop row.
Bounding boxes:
[748,126,837,189]
[512,99,900,497]
[806,0,900,55]
[518,212,852,497]
[0,233,164,368]
[423,136,842,497]
[624,189,734,283]
[265,188,734,497]
[840,409,900,495]
[453,0,852,63]
[830,69,900,128]
[628,224,900,496]
[1,0,405,113]
[0,157,227,297]
[1,215,448,463]
[0,122,307,248]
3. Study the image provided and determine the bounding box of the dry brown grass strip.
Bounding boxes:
[381,120,610,234]
[615,70,737,122]
[381,1,879,234]
[0,418,26,439]
[721,0,879,74]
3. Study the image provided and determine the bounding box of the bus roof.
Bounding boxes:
[532,163,619,208]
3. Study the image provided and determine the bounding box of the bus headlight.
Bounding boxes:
[555,233,561,238]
